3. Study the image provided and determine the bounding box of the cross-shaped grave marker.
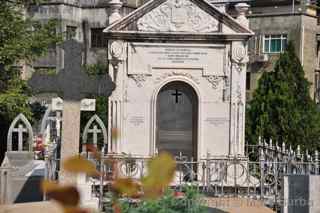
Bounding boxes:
[28,39,115,183]
[13,124,28,151]
[82,114,107,151]
[88,125,102,147]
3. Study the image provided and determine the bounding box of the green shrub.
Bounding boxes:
[117,186,208,213]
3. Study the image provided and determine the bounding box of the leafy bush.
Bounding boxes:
[117,186,207,213]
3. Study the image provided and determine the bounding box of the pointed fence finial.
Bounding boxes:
[276,142,280,151]
[258,136,262,146]
[306,149,310,161]
[282,142,286,153]
[269,139,273,149]
[289,145,293,155]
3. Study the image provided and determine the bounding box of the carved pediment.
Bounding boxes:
[137,0,219,33]
[104,0,253,40]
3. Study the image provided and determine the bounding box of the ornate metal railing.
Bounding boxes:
[42,116,320,210]
[92,140,320,211]
[43,148,320,211]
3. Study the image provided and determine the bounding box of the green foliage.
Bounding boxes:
[34,67,57,75]
[0,0,61,160]
[83,63,108,75]
[118,186,207,213]
[0,79,32,123]
[81,63,109,149]
[246,42,320,150]
[29,101,47,122]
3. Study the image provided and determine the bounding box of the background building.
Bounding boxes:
[23,0,142,103]
[27,0,320,103]
[24,0,251,104]
[246,0,320,102]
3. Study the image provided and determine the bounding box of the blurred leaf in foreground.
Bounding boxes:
[63,155,100,176]
[112,178,140,197]
[142,152,176,199]
[41,180,80,207]
[63,207,90,213]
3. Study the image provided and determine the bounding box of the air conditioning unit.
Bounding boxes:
[255,54,269,62]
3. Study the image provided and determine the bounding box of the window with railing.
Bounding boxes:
[263,34,287,54]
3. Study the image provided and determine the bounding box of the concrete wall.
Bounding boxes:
[27,3,137,76]
[247,13,319,100]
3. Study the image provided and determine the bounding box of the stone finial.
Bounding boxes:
[108,0,123,24]
[315,150,319,161]
[297,145,301,156]
[282,142,286,153]
[306,149,310,161]
[258,136,262,146]
[235,3,250,28]
[276,142,280,151]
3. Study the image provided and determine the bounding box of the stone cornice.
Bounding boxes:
[31,2,137,9]
[104,31,252,41]
[248,12,318,19]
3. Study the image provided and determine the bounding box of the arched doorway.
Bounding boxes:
[156,81,198,160]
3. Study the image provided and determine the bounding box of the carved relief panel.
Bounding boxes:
[137,0,220,33]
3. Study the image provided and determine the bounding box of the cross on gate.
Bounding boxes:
[88,125,102,147]
[13,124,27,151]
[171,89,182,103]
[28,39,115,183]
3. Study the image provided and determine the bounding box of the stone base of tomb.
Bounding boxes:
[0,152,45,204]
[76,174,99,210]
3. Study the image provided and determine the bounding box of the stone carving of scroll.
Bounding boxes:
[129,74,148,88]
[205,76,223,89]
[232,43,248,72]
[154,71,200,84]
[7,113,34,152]
[110,41,124,59]
[137,0,219,33]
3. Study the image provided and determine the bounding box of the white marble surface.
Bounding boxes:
[106,0,251,159]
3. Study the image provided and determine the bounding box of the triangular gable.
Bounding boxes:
[104,0,253,35]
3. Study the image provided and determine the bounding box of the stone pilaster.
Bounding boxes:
[229,41,248,157]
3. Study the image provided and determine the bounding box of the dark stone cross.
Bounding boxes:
[28,39,115,183]
[171,89,182,103]
[28,39,115,100]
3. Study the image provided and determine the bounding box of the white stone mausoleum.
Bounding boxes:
[104,0,253,160]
